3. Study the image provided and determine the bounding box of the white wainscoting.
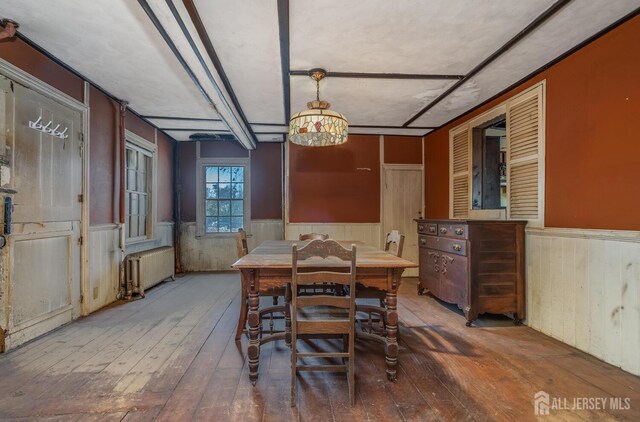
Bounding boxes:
[88,222,175,314]
[180,220,283,272]
[88,224,120,314]
[526,227,640,376]
[285,223,382,249]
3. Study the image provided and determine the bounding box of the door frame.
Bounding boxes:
[380,163,424,247]
[0,58,90,317]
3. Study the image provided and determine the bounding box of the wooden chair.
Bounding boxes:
[356,230,405,334]
[235,228,285,341]
[290,239,357,407]
[297,233,335,295]
[298,232,329,241]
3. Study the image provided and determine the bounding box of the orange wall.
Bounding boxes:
[423,16,640,231]
[289,134,380,223]
[384,136,423,164]
[157,132,175,222]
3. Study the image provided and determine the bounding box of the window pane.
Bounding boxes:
[137,171,146,192]
[127,169,136,191]
[231,183,243,199]
[206,183,218,199]
[219,167,231,182]
[218,183,231,199]
[206,166,218,182]
[126,148,136,169]
[231,200,243,216]
[205,217,218,233]
[218,217,231,232]
[139,216,146,237]
[231,167,244,182]
[231,217,243,232]
[130,215,138,238]
[206,200,218,217]
[130,193,139,217]
[138,153,146,172]
[218,200,231,216]
[139,195,147,216]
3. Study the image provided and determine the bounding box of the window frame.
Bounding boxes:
[196,157,251,237]
[448,80,546,226]
[125,130,157,243]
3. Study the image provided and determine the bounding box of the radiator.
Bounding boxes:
[125,246,175,299]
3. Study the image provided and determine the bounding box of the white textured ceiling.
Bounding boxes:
[1,0,638,144]
[0,0,218,120]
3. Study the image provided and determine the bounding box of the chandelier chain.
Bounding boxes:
[316,79,320,102]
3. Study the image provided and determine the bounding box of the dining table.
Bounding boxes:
[232,239,418,385]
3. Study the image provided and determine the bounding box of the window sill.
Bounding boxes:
[195,232,252,239]
[126,236,157,246]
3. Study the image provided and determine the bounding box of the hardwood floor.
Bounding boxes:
[0,273,638,421]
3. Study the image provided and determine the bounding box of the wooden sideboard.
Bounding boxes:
[416,219,527,326]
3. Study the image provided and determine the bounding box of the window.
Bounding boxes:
[197,158,250,236]
[449,81,545,226]
[125,131,156,240]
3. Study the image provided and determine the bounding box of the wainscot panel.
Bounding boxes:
[285,223,382,249]
[525,227,640,376]
[88,224,120,313]
[180,220,283,272]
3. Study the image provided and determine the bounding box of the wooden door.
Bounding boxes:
[382,165,423,277]
[0,76,83,350]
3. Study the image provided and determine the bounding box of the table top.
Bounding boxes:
[232,240,418,269]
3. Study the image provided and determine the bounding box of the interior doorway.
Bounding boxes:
[382,164,423,277]
[0,71,85,350]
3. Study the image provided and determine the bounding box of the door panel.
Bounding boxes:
[0,76,83,350]
[13,83,82,223]
[383,167,422,277]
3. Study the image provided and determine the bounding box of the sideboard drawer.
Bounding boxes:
[438,223,468,239]
[418,223,438,235]
[428,236,467,257]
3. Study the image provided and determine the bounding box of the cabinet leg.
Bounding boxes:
[464,307,476,327]
[513,313,523,326]
[417,284,425,295]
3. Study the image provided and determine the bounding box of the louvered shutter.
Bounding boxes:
[506,84,544,225]
[450,125,470,218]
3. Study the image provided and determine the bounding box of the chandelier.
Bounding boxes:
[289,69,348,147]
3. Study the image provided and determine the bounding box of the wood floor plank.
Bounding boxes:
[0,274,638,421]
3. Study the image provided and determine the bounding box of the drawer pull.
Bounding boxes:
[452,243,462,252]
[418,225,425,231]
[428,226,436,233]
[420,238,426,245]
[454,227,464,236]
[439,227,448,234]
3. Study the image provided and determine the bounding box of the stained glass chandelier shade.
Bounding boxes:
[289,69,348,146]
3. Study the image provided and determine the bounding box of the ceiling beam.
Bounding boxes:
[173,0,257,148]
[404,0,573,127]
[142,115,222,122]
[277,0,291,124]
[290,70,463,80]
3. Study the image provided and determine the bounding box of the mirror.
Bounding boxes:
[471,115,507,210]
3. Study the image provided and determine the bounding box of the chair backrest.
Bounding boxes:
[384,230,405,257]
[299,232,329,241]
[291,239,356,312]
[235,228,248,258]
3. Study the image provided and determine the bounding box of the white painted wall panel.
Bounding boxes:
[526,228,640,376]
[285,223,382,249]
[180,220,283,272]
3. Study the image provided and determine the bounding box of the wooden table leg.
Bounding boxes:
[245,269,260,385]
[385,291,398,382]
